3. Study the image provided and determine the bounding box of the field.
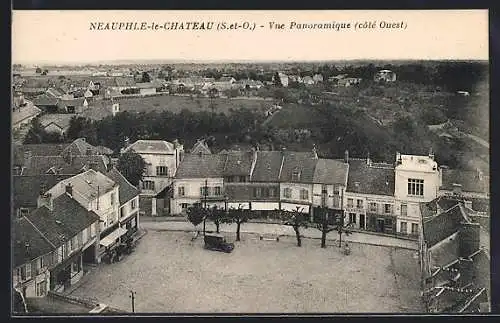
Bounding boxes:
[68,231,423,313]
[81,95,271,121]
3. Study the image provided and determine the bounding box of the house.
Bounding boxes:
[109,77,137,92]
[171,153,226,215]
[338,77,362,87]
[343,153,396,233]
[190,139,212,155]
[27,192,101,293]
[302,76,315,86]
[12,101,42,130]
[32,95,60,113]
[122,139,184,196]
[45,88,65,99]
[221,150,256,211]
[438,167,489,199]
[212,77,237,91]
[277,73,289,87]
[39,114,73,137]
[237,79,264,90]
[105,168,141,241]
[419,202,490,313]
[135,82,157,96]
[312,74,324,83]
[57,98,88,114]
[374,69,397,82]
[84,89,93,99]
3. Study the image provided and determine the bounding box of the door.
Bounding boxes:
[359,214,365,230]
[376,219,385,233]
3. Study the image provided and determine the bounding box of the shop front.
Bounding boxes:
[50,252,83,293]
[366,213,397,234]
[99,227,128,264]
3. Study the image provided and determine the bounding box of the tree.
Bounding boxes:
[141,72,151,83]
[35,67,42,74]
[273,72,282,87]
[334,212,353,248]
[186,203,207,229]
[116,151,146,186]
[207,205,226,233]
[280,207,309,247]
[224,205,253,241]
[314,207,337,248]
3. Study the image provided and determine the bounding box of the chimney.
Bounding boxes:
[65,183,73,196]
[23,150,32,168]
[366,152,371,166]
[86,147,92,156]
[24,242,30,257]
[396,152,402,166]
[452,183,463,195]
[312,145,318,159]
[344,150,349,163]
[429,147,435,160]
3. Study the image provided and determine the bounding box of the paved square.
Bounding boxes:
[69,231,423,313]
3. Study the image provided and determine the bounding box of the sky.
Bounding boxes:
[12,10,489,65]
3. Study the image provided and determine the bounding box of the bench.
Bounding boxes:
[259,234,280,242]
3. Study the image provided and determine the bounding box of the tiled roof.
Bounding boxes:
[13,217,56,268]
[62,138,110,156]
[221,151,254,176]
[313,158,348,185]
[251,151,284,182]
[22,155,107,176]
[46,88,65,98]
[346,159,395,196]
[54,169,116,201]
[175,153,225,178]
[106,168,140,205]
[27,194,100,247]
[423,204,470,247]
[279,151,318,183]
[13,175,73,209]
[13,143,70,166]
[124,140,175,154]
[12,103,42,125]
[32,94,59,106]
[441,169,489,194]
[39,114,73,130]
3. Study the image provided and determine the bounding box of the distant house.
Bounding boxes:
[84,89,93,99]
[12,101,41,130]
[39,114,73,136]
[338,77,362,87]
[45,88,65,99]
[302,76,314,86]
[278,73,289,87]
[32,95,60,113]
[57,98,88,114]
[135,82,157,96]
[313,74,324,83]
[374,69,397,82]
[109,77,137,92]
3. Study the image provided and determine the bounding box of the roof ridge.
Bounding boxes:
[23,216,58,249]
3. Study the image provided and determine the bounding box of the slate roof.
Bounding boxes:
[124,140,175,154]
[13,143,70,166]
[279,151,318,183]
[441,169,490,194]
[62,138,112,156]
[250,151,284,182]
[423,204,470,247]
[346,159,395,196]
[39,114,73,130]
[106,168,140,205]
[13,175,73,209]
[175,153,225,178]
[221,151,254,176]
[12,103,42,125]
[27,194,100,247]
[13,217,56,268]
[53,169,116,201]
[313,158,348,185]
[32,94,59,106]
[22,155,107,176]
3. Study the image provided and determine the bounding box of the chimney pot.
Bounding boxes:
[66,183,73,196]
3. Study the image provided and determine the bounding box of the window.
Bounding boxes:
[269,188,277,198]
[333,186,340,195]
[300,189,309,200]
[36,281,47,297]
[385,218,393,227]
[356,199,363,209]
[400,221,407,234]
[239,176,247,183]
[384,204,392,214]
[214,186,222,196]
[283,188,292,199]
[131,198,137,210]
[200,186,209,197]
[178,186,185,197]
[90,223,96,238]
[225,176,234,183]
[411,223,419,235]
[253,187,262,198]
[110,193,115,206]
[347,198,354,208]
[369,202,377,212]
[181,203,188,210]
[400,204,407,217]
[321,185,328,195]
[142,180,155,191]
[72,259,81,273]
[291,170,300,181]
[56,246,63,263]
[19,208,29,217]
[156,166,168,176]
[18,264,32,281]
[349,213,356,224]
[408,179,424,196]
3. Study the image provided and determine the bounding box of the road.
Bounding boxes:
[140,218,418,250]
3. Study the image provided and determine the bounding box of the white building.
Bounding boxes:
[122,139,184,196]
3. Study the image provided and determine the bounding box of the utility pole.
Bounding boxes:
[129,290,136,313]
[203,179,208,236]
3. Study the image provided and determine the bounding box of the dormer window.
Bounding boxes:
[291,170,301,181]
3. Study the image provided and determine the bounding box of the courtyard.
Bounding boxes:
[68,230,424,313]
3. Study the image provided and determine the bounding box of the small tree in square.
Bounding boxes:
[280,207,309,247]
[207,205,226,233]
[223,205,253,241]
[334,212,353,248]
[313,207,351,248]
[186,203,207,233]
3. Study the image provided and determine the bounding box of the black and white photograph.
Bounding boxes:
[11,9,491,315]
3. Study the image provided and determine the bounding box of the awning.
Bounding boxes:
[251,202,280,211]
[100,227,127,247]
[281,203,310,213]
[227,202,250,210]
